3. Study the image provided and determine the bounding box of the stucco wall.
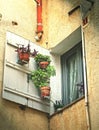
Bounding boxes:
[0,0,49,130]
[0,0,99,130]
[47,0,81,48]
[48,0,99,130]
[50,98,87,130]
[0,0,36,41]
[0,99,49,130]
[84,0,99,129]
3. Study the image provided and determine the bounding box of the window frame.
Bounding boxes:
[61,42,84,105]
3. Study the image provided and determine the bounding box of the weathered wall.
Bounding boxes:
[48,0,99,130]
[50,99,87,130]
[0,0,99,130]
[84,0,99,129]
[0,0,49,130]
[0,0,36,42]
[0,99,49,130]
[47,0,81,48]
[48,0,88,129]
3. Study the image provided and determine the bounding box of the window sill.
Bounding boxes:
[50,96,85,117]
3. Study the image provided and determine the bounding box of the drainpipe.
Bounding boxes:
[81,26,91,130]
[80,5,91,130]
[34,0,43,42]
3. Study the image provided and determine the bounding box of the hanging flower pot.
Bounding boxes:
[34,53,51,68]
[31,54,56,99]
[40,86,50,97]
[17,52,30,65]
[15,44,38,65]
[19,52,30,61]
[39,61,49,69]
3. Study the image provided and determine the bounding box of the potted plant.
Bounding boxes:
[34,53,51,68]
[31,65,56,97]
[54,100,64,112]
[15,44,38,65]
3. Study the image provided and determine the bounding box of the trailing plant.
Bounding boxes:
[31,65,56,88]
[15,44,38,57]
[34,53,51,65]
[45,65,56,77]
[15,43,38,65]
[54,100,64,111]
[31,53,56,97]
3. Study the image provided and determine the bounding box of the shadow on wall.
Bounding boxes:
[68,0,94,19]
[0,108,16,130]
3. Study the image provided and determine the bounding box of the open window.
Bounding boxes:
[50,26,85,112]
[61,42,84,105]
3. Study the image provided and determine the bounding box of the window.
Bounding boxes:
[61,42,84,105]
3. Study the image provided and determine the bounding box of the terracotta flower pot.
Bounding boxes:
[39,61,49,68]
[40,86,50,97]
[19,52,30,61]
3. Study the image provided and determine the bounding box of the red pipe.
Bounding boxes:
[37,0,43,33]
[34,0,43,41]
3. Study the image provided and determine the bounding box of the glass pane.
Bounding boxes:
[67,53,78,103]
[61,43,84,105]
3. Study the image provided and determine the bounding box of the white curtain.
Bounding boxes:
[61,43,84,105]
[67,54,78,103]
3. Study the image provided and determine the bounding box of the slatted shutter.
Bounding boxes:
[2,31,50,113]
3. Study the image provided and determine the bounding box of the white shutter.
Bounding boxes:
[2,31,50,113]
